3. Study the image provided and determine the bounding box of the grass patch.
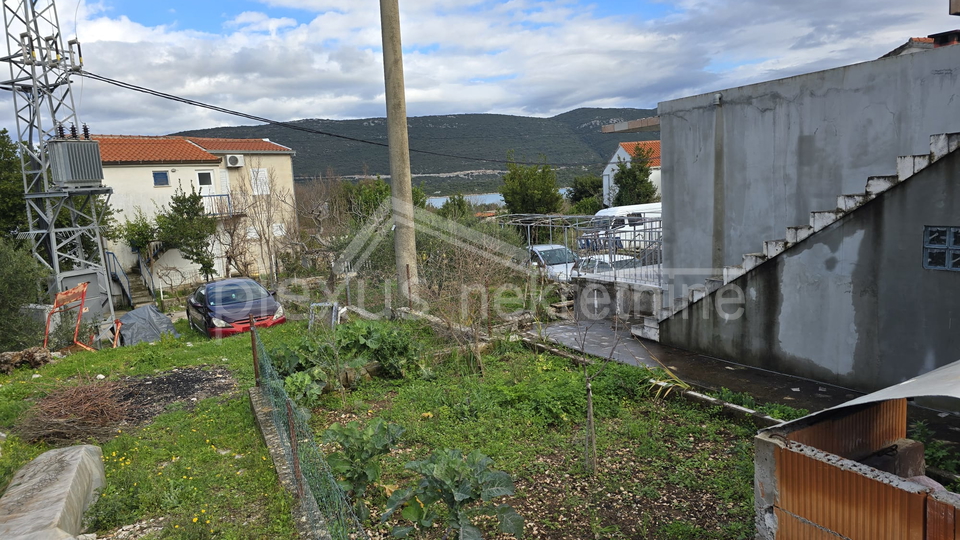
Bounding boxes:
[0,321,300,538]
[311,341,757,539]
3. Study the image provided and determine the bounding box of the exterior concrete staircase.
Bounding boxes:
[633,132,960,342]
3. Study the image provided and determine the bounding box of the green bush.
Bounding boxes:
[0,237,46,352]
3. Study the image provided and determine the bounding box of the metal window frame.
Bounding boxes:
[152,170,169,187]
[923,226,960,272]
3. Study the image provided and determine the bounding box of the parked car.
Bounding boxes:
[528,244,579,282]
[571,254,641,277]
[186,277,286,338]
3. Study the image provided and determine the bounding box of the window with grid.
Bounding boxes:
[923,226,960,271]
[153,171,169,187]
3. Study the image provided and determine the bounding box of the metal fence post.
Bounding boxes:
[249,314,260,387]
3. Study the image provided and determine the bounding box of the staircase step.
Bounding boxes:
[672,296,690,314]
[810,210,843,232]
[688,284,707,303]
[837,193,869,212]
[930,132,960,162]
[705,277,724,294]
[897,154,931,181]
[865,175,899,197]
[764,239,787,258]
[631,322,659,342]
[786,226,813,244]
[723,265,744,284]
[742,252,767,271]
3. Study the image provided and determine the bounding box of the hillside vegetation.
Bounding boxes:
[175,107,658,194]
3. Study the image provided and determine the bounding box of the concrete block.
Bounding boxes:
[865,175,898,197]
[860,438,925,478]
[0,445,105,540]
[763,239,787,258]
[704,277,724,294]
[722,265,744,284]
[688,284,707,303]
[810,210,843,232]
[671,296,690,315]
[785,225,813,244]
[837,193,868,212]
[930,133,960,162]
[897,154,931,181]
[742,252,767,272]
[630,323,659,342]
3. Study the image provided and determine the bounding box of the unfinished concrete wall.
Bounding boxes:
[660,149,960,392]
[659,45,960,292]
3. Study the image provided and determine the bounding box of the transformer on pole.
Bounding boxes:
[0,0,115,321]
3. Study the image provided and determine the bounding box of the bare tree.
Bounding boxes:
[231,159,296,284]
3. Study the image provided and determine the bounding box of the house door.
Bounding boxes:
[197,171,216,213]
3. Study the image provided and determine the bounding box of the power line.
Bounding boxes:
[77,70,620,168]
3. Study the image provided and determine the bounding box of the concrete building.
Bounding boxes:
[601,140,661,207]
[606,42,960,393]
[97,135,296,297]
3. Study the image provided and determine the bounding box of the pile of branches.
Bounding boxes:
[16,379,130,445]
[0,346,53,374]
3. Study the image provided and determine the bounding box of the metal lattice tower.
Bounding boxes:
[0,0,114,319]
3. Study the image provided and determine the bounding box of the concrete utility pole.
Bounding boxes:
[379,0,419,306]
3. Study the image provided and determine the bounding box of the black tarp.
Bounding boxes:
[117,305,179,346]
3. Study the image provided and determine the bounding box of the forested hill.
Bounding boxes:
[174,107,658,187]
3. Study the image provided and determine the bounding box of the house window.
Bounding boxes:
[923,226,960,271]
[251,168,269,196]
[153,171,169,187]
[272,223,286,237]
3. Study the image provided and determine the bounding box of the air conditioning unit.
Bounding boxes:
[225,154,244,168]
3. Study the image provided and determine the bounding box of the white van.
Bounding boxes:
[579,203,662,252]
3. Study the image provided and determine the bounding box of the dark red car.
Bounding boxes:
[186,278,286,338]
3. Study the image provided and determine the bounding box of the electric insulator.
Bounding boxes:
[82,124,90,140]
[56,124,65,138]
[69,124,77,138]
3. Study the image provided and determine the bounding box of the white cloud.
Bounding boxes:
[0,0,953,136]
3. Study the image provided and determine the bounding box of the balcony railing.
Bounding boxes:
[202,194,235,216]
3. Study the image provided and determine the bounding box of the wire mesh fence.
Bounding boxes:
[496,213,664,287]
[251,324,369,540]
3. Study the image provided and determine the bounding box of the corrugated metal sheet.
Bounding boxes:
[776,444,926,540]
[786,399,907,460]
[774,507,847,540]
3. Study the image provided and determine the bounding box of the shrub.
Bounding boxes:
[382,449,523,539]
[0,237,46,352]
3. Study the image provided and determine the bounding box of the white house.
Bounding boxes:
[96,135,297,295]
[601,140,661,207]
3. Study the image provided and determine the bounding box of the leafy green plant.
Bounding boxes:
[322,418,405,521]
[336,320,418,379]
[382,449,524,539]
[910,420,960,474]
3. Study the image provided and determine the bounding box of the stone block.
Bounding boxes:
[837,193,868,212]
[0,445,105,540]
[810,210,842,232]
[865,175,898,197]
[722,265,744,284]
[742,253,767,272]
[785,226,813,244]
[763,239,787,258]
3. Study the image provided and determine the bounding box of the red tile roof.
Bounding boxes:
[93,135,294,164]
[619,140,661,167]
[182,137,293,153]
[94,136,220,165]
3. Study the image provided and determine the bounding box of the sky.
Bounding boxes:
[1,0,957,135]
